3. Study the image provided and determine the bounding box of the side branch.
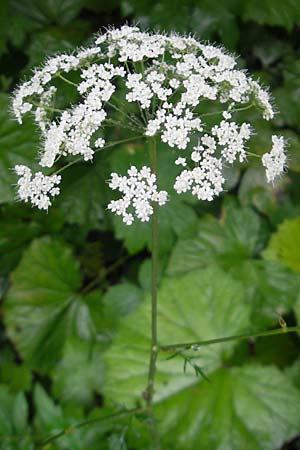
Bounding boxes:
[160,325,300,353]
[37,407,141,447]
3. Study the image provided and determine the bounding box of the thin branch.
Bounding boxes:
[36,407,141,447]
[160,325,300,353]
[56,73,78,87]
[199,102,254,118]
[53,135,144,175]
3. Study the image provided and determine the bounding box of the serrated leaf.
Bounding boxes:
[155,365,300,450]
[262,217,300,272]
[103,266,250,407]
[4,237,102,373]
[229,259,300,327]
[0,93,39,203]
[34,384,105,450]
[168,204,262,276]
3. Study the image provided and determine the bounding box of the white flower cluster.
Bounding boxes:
[11,25,287,221]
[262,136,287,183]
[108,166,168,225]
[14,165,61,210]
[174,142,225,201]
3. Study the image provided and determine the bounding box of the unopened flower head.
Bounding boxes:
[11,25,286,223]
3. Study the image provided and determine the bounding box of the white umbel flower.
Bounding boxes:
[11,25,288,220]
[107,166,168,224]
[262,136,286,183]
[14,165,61,210]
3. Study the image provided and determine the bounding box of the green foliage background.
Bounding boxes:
[1,1,300,449]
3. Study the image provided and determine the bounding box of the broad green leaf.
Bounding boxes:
[102,282,142,325]
[155,365,300,450]
[0,385,32,449]
[262,217,300,272]
[285,358,300,389]
[168,204,262,276]
[239,167,279,216]
[138,257,166,292]
[0,360,32,393]
[229,259,300,327]
[34,383,86,450]
[103,266,250,407]
[0,93,39,203]
[0,204,65,276]
[0,385,15,436]
[243,0,300,30]
[4,237,102,373]
[112,195,197,255]
[294,288,300,326]
[12,392,28,434]
[34,384,111,450]
[58,156,108,230]
[11,0,85,26]
[52,337,104,406]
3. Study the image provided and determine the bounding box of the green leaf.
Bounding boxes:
[11,0,85,26]
[285,358,300,390]
[12,392,28,434]
[0,360,32,393]
[243,0,300,31]
[238,167,279,216]
[102,282,142,325]
[4,237,102,373]
[58,156,108,230]
[34,384,105,450]
[0,385,14,435]
[112,195,197,255]
[156,364,300,450]
[0,93,39,203]
[229,259,300,327]
[0,385,31,448]
[103,266,250,407]
[262,217,300,272]
[168,204,262,276]
[52,337,104,406]
[138,257,166,292]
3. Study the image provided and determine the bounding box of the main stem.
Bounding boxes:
[146,137,160,449]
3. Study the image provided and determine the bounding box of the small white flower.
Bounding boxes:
[175,157,187,167]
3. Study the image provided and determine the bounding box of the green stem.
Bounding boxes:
[160,325,300,353]
[57,73,78,87]
[145,137,160,449]
[30,100,62,113]
[199,102,254,118]
[36,407,141,447]
[53,135,143,175]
